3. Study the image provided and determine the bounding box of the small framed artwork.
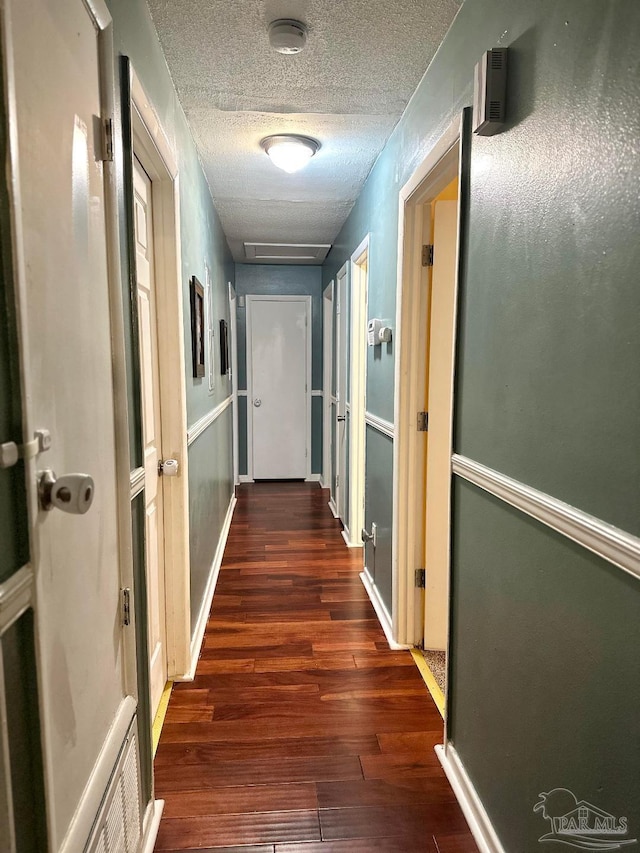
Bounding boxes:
[190,275,205,378]
[219,319,229,376]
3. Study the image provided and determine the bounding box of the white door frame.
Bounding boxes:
[345,235,369,548]
[129,68,191,680]
[245,295,312,481]
[322,281,333,489]
[334,262,349,524]
[229,282,239,487]
[392,115,464,650]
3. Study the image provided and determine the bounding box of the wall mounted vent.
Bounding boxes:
[244,242,331,264]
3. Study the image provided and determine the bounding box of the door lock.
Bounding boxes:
[37,469,95,514]
[253,398,262,407]
[337,415,346,422]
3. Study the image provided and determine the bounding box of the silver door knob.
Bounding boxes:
[253,398,262,407]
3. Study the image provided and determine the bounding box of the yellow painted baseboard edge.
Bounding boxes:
[411,649,445,719]
[152,681,173,757]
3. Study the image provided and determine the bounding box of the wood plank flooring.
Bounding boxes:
[154,482,478,853]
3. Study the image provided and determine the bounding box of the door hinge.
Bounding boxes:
[121,588,131,626]
[101,117,114,162]
[417,411,429,432]
[336,474,339,487]
[415,568,426,589]
[422,244,434,267]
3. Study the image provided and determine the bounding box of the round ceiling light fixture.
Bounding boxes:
[261,134,319,173]
[268,19,308,54]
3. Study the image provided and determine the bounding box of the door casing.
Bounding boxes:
[346,236,369,549]
[129,67,191,681]
[393,114,466,684]
[322,281,333,490]
[333,263,348,523]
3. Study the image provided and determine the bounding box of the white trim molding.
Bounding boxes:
[392,113,465,649]
[365,411,395,440]
[436,744,506,853]
[178,493,237,681]
[129,467,145,500]
[140,799,164,853]
[187,395,233,446]
[0,565,33,636]
[360,569,410,651]
[130,66,191,679]
[452,454,640,583]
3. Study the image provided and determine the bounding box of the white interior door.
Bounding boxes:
[335,266,348,522]
[423,199,458,650]
[7,0,127,844]
[133,158,167,718]
[249,296,309,480]
[322,283,333,488]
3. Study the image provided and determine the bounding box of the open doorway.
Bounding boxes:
[393,114,467,716]
[128,66,192,724]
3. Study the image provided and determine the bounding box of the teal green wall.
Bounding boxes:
[108,0,235,647]
[235,264,323,476]
[450,481,640,850]
[323,0,640,847]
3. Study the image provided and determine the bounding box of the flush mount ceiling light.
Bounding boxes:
[260,134,320,173]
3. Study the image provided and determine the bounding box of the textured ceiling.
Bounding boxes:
[146,0,462,262]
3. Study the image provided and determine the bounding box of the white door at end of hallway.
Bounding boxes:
[133,157,167,719]
[248,297,309,480]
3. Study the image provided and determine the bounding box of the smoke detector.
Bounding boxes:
[268,19,308,54]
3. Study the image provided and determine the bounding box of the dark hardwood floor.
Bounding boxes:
[154,481,478,852]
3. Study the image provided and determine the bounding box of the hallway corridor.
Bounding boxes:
[153,482,478,852]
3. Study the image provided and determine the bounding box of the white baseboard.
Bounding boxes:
[360,569,410,651]
[306,473,322,482]
[180,493,237,681]
[319,476,327,489]
[328,499,339,518]
[435,743,506,853]
[140,799,164,853]
[238,474,253,483]
[341,528,363,549]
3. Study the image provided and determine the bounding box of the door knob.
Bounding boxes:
[253,398,262,407]
[158,458,179,477]
[38,469,95,514]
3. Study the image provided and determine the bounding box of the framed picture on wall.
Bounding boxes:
[190,275,205,378]
[219,319,229,376]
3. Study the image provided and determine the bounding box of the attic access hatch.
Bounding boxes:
[243,242,331,264]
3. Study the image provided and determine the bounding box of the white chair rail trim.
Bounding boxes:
[365,411,395,439]
[452,454,640,583]
[187,395,233,446]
